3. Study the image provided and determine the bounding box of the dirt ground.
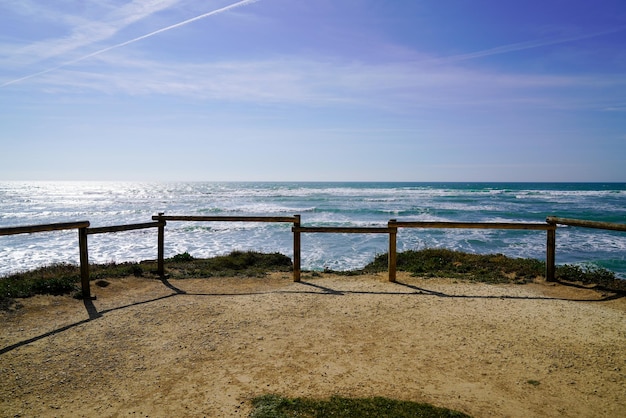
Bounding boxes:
[1,272,625,418]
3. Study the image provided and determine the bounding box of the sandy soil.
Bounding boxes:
[1,272,625,418]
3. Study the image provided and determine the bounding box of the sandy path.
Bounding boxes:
[1,272,625,417]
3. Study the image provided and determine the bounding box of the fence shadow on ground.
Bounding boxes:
[1,276,622,356]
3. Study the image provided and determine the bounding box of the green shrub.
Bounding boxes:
[171,252,195,262]
[166,251,293,278]
[362,248,625,291]
[555,263,624,291]
[0,263,80,299]
[363,249,545,283]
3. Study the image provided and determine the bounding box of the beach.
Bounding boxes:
[1,272,625,417]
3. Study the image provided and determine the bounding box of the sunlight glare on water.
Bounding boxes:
[1,181,625,278]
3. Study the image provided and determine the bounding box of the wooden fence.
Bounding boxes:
[2,215,625,299]
[387,220,557,282]
[0,221,92,298]
[151,214,300,280]
[291,225,396,282]
[546,216,626,232]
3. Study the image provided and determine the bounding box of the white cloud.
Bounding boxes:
[18,52,625,114]
[1,0,261,87]
[1,0,184,67]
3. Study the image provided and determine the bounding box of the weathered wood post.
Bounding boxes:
[293,214,301,282]
[388,219,397,282]
[157,213,166,278]
[78,226,91,299]
[546,219,556,282]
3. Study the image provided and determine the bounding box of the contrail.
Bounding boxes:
[1,0,260,88]
[443,25,626,63]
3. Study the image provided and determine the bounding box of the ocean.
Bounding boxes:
[1,181,625,278]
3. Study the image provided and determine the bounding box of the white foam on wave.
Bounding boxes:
[0,230,80,276]
[222,202,316,214]
[2,181,625,277]
[300,233,388,271]
[514,189,626,204]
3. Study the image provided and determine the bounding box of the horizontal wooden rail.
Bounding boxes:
[292,225,397,282]
[87,221,163,235]
[151,214,300,280]
[0,221,90,236]
[294,226,394,234]
[389,221,554,231]
[387,219,556,282]
[81,222,166,299]
[152,215,298,223]
[546,216,626,232]
[0,221,92,299]
[5,214,622,299]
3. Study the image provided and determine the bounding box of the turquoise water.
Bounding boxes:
[1,181,625,277]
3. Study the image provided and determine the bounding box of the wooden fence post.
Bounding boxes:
[546,223,556,282]
[293,215,301,282]
[157,213,165,278]
[388,220,397,282]
[78,227,91,299]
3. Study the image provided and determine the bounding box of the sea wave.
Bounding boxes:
[1,181,625,278]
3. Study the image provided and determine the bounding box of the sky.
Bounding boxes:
[1,0,625,182]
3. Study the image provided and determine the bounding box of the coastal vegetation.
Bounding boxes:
[1,249,623,310]
[0,250,291,309]
[361,248,622,289]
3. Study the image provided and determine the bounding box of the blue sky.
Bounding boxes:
[1,0,625,181]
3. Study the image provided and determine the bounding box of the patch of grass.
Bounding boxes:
[362,248,624,291]
[362,248,545,283]
[0,263,80,298]
[249,394,471,418]
[165,250,293,278]
[555,263,625,291]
